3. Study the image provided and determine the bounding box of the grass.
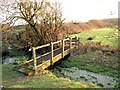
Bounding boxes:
[2,64,25,87]
[52,49,119,88]
[51,28,119,88]
[71,28,119,48]
[2,28,119,88]
[57,51,119,78]
[2,64,98,88]
[67,28,119,78]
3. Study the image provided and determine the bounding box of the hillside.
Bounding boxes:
[103,18,118,26]
[1,18,118,50]
[7,18,118,34]
[61,18,118,35]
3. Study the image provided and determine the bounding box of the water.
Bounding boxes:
[60,67,117,88]
[3,57,17,64]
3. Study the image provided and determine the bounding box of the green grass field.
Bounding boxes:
[71,28,119,48]
[52,28,119,88]
[56,51,119,78]
[2,64,98,88]
[2,28,119,88]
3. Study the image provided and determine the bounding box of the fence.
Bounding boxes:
[19,36,80,75]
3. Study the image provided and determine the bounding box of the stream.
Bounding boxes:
[57,67,117,88]
[3,57,17,64]
[2,57,118,88]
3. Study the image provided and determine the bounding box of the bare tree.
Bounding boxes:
[17,0,63,45]
[0,0,18,26]
[1,0,64,48]
[0,0,18,50]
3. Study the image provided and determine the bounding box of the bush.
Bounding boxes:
[14,56,29,66]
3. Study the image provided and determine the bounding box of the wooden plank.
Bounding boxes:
[69,37,72,54]
[62,39,64,58]
[78,37,80,49]
[37,49,69,70]
[65,42,70,44]
[70,36,76,39]
[19,50,51,66]
[71,36,76,39]
[36,47,61,62]
[53,47,61,52]
[25,59,33,63]
[33,47,37,75]
[42,61,51,70]
[51,42,53,65]
[18,59,33,67]
[16,36,80,76]
[53,53,62,64]
[75,36,78,48]
[38,52,51,58]
[37,60,51,69]
[71,42,76,44]
[64,49,70,56]
[52,40,61,45]
[64,38,69,41]
[36,64,42,68]
[64,38,70,46]
[34,43,50,50]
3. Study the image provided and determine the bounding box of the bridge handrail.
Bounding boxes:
[24,36,80,75]
[29,36,76,51]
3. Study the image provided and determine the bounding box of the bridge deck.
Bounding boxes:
[15,36,79,76]
[16,46,71,75]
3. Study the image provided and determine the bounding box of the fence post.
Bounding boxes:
[62,39,64,58]
[33,47,37,75]
[78,37,80,49]
[75,36,78,48]
[69,37,72,55]
[51,42,53,65]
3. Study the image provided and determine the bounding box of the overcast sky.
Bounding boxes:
[0,0,119,23]
[56,0,119,22]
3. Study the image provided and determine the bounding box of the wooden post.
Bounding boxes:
[65,40,66,46]
[69,37,72,55]
[51,42,53,65]
[33,47,37,75]
[62,39,64,58]
[75,36,78,48]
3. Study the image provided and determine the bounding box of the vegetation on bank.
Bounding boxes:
[1,0,119,88]
[2,64,98,88]
[1,28,119,88]
[51,48,119,88]
[71,28,119,48]
[51,28,119,88]
[53,50,119,78]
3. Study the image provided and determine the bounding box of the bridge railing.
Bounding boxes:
[22,36,80,74]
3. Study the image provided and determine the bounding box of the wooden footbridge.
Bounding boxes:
[16,36,80,76]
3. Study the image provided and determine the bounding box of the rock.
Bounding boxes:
[91,75,97,79]
[3,57,17,64]
[97,83,104,87]
[108,82,112,85]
